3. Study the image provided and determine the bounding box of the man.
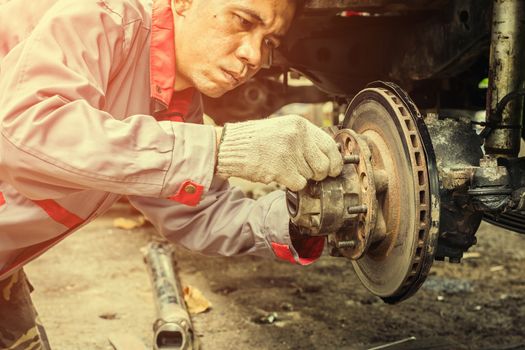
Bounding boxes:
[0,0,342,348]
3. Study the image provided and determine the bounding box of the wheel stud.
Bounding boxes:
[336,240,356,249]
[343,155,360,164]
[347,205,368,215]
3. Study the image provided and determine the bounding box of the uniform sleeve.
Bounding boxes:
[128,179,325,265]
[0,0,215,200]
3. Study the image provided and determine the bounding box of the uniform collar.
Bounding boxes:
[150,0,194,115]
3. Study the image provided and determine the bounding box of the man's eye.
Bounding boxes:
[234,14,254,30]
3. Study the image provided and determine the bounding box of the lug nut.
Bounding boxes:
[336,240,356,249]
[343,155,360,164]
[347,205,368,215]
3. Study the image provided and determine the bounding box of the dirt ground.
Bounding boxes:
[24,198,525,350]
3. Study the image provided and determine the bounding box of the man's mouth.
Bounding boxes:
[221,69,242,85]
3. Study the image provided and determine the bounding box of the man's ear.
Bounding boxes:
[173,0,192,16]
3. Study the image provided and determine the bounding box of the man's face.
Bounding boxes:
[173,0,296,97]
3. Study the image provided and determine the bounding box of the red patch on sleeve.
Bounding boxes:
[271,242,296,264]
[0,192,5,206]
[168,180,204,207]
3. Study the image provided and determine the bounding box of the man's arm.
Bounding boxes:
[0,0,216,201]
[128,177,324,265]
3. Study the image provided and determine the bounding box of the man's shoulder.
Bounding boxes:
[50,0,152,28]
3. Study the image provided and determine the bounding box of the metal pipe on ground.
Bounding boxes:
[143,242,194,350]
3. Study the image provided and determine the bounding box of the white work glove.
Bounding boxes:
[216,115,343,191]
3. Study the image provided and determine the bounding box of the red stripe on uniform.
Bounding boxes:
[156,115,184,122]
[167,88,194,117]
[0,192,5,206]
[32,199,84,229]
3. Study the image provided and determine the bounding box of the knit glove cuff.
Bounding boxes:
[216,121,260,178]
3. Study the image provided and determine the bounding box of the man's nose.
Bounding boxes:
[235,37,263,70]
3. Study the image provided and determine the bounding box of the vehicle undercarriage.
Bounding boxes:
[203,0,525,303]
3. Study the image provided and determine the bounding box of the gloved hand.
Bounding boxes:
[215,115,343,191]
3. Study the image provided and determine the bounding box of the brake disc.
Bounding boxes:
[342,83,440,303]
[287,82,440,303]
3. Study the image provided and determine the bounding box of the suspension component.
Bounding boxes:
[484,0,525,156]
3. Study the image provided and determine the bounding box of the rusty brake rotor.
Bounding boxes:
[287,83,439,303]
[343,84,439,303]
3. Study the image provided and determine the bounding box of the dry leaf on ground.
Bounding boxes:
[183,286,212,314]
[489,265,505,272]
[463,252,481,260]
[113,216,145,230]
